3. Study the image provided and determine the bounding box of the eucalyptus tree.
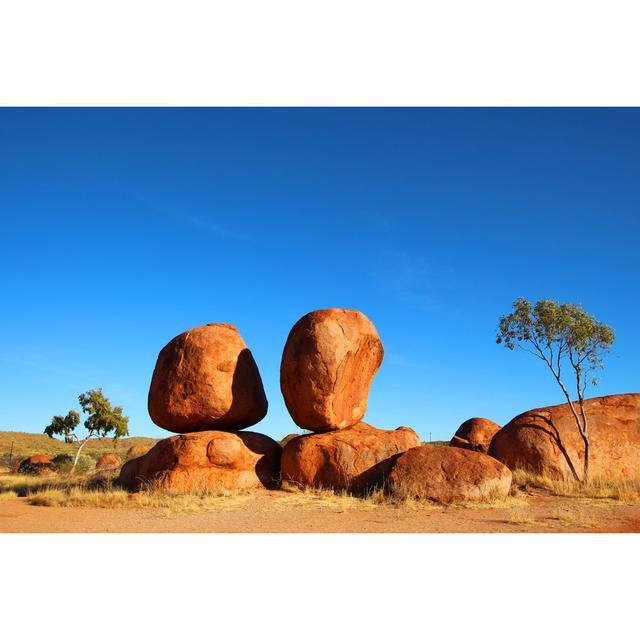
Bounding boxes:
[497,298,615,482]
[45,388,129,474]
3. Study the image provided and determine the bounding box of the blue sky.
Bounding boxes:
[1,108,638,442]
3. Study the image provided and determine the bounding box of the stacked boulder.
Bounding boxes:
[279,308,513,502]
[279,308,422,492]
[118,323,281,492]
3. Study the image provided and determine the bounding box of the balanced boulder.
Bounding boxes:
[148,323,268,434]
[489,393,640,480]
[280,422,420,492]
[389,446,512,503]
[450,418,500,454]
[118,430,281,492]
[280,308,384,432]
[95,453,122,470]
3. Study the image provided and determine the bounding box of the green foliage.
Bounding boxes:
[497,298,615,390]
[44,410,81,442]
[78,388,129,440]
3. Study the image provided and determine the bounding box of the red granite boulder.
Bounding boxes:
[450,418,501,454]
[118,430,281,492]
[280,308,384,432]
[280,421,421,492]
[148,323,268,434]
[389,446,512,503]
[489,393,640,480]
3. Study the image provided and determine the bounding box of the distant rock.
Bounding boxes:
[389,446,512,503]
[450,418,501,454]
[489,393,640,480]
[148,323,268,434]
[280,422,420,492]
[118,430,281,492]
[95,453,122,470]
[16,454,55,475]
[279,433,303,448]
[280,308,384,432]
[126,445,153,460]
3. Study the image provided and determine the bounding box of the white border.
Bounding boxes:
[1,1,639,106]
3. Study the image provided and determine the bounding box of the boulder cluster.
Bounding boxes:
[116,308,639,501]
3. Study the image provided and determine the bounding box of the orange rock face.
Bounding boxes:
[280,309,384,432]
[489,393,640,480]
[389,446,512,503]
[95,453,122,470]
[280,422,421,492]
[148,323,268,434]
[450,418,501,454]
[118,430,281,492]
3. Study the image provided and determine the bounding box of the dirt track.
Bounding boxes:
[1,491,639,533]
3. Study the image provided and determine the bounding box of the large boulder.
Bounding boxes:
[280,422,421,492]
[450,418,501,454]
[118,431,281,492]
[389,446,512,503]
[148,323,268,434]
[15,454,55,475]
[95,453,122,470]
[489,393,640,480]
[280,308,384,432]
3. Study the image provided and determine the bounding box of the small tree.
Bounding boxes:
[497,298,615,483]
[44,388,129,474]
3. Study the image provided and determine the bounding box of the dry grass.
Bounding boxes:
[0,490,18,501]
[274,483,380,512]
[0,430,158,467]
[25,486,254,515]
[511,468,640,504]
[503,509,538,526]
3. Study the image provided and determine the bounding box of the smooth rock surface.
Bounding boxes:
[148,323,268,433]
[280,421,420,491]
[450,418,501,454]
[489,393,640,480]
[389,446,512,503]
[280,308,384,432]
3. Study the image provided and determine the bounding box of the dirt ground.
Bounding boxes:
[1,490,639,533]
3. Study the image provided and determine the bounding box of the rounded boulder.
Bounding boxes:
[95,454,122,470]
[148,323,268,434]
[389,446,512,503]
[450,418,501,454]
[489,393,640,480]
[281,421,421,492]
[280,308,384,432]
[118,430,282,492]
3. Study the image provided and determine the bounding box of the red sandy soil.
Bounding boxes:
[1,491,639,533]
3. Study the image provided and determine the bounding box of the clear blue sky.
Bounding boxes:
[1,108,638,442]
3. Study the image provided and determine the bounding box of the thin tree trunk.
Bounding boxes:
[71,437,91,475]
[577,397,590,484]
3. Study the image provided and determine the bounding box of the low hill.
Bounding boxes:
[0,430,159,466]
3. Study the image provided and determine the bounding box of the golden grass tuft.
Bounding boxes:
[511,468,640,504]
